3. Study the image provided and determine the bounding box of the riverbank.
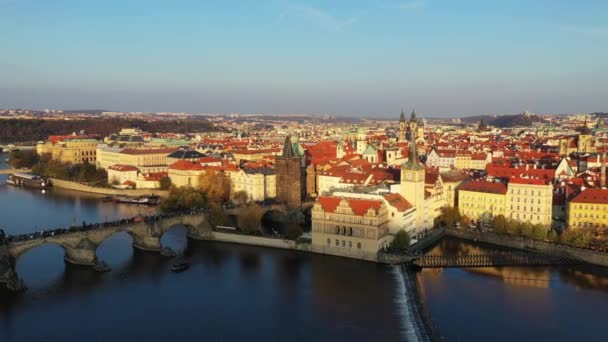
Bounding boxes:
[0,169,31,175]
[50,178,168,197]
[446,228,608,268]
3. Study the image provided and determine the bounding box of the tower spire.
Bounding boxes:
[400,108,405,122]
[282,134,295,158]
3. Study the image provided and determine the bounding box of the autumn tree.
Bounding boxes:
[438,206,462,228]
[159,176,172,190]
[160,186,207,212]
[198,170,230,203]
[237,204,264,235]
[233,190,249,206]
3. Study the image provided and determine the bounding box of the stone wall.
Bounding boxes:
[202,231,311,252]
[446,228,608,267]
[51,178,168,197]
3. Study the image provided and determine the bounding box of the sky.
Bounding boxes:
[0,0,607,117]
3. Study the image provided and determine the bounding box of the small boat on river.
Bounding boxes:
[170,256,191,272]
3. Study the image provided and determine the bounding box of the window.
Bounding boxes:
[357,242,361,249]
[327,238,330,246]
[335,239,339,246]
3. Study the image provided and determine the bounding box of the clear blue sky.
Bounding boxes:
[1,0,607,117]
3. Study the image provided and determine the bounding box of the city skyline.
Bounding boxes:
[1,0,607,116]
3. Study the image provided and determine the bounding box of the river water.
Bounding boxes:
[1,155,608,341]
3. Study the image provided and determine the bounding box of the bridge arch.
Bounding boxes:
[96,231,135,268]
[13,242,67,290]
[159,224,190,254]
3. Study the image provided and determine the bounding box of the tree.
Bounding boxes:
[198,170,230,203]
[233,190,249,206]
[390,230,411,253]
[285,223,303,240]
[237,204,264,235]
[8,150,39,169]
[160,186,207,212]
[505,219,520,236]
[208,202,229,227]
[531,224,547,240]
[159,176,172,190]
[520,221,535,238]
[438,206,462,228]
[492,214,507,234]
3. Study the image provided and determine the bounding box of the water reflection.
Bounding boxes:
[426,237,608,292]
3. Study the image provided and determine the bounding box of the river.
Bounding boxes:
[1,155,608,341]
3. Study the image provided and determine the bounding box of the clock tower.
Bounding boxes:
[400,129,425,229]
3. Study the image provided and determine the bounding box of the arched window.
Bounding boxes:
[348,227,353,236]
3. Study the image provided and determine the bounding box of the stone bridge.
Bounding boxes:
[0,212,212,291]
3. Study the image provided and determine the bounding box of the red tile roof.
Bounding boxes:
[509,177,549,185]
[108,164,139,172]
[383,193,413,212]
[570,188,608,204]
[317,196,383,216]
[168,160,204,171]
[458,180,508,194]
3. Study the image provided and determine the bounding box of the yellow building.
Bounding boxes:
[567,188,608,229]
[311,196,391,261]
[167,160,206,188]
[506,178,553,226]
[457,180,507,223]
[96,146,177,173]
[230,168,276,201]
[49,138,100,164]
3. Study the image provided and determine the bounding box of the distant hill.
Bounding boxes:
[461,113,547,127]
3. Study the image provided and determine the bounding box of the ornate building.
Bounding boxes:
[276,134,305,207]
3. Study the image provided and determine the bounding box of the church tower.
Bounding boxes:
[400,128,425,229]
[398,109,407,142]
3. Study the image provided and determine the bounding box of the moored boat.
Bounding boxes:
[6,173,52,189]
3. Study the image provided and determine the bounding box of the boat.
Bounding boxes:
[170,257,191,272]
[114,195,160,205]
[100,196,114,202]
[6,173,52,189]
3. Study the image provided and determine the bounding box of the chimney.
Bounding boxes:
[601,152,607,189]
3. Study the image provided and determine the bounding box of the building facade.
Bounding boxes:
[567,188,608,229]
[311,196,391,261]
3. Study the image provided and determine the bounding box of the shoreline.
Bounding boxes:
[49,178,169,197]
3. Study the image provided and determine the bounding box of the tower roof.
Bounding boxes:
[282,134,297,158]
[402,129,424,170]
[410,109,417,122]
[400,109,406,122]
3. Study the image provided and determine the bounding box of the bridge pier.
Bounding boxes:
[63,239,97,266]
[132,235,161,252]
[1,246,25,291]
